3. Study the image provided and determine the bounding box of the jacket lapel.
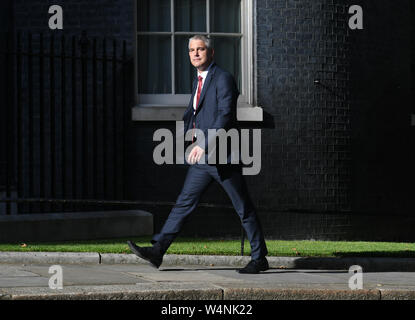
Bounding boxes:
[195,63,216,116]
[183,63,217,119]
[182,78,198,121]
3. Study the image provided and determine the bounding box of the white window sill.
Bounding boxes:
[132,103,263,122]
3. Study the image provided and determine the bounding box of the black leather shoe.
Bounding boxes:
[127,241,163,269]
[237,258,269,274]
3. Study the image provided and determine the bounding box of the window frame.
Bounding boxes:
[132,0,262,121]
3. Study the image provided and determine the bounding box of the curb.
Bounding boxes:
[1,252,415,272]
[1,286,415,300]
[0,252,100,265]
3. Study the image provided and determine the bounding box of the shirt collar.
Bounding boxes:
[197,61,214,80]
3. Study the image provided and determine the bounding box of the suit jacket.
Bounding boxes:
[182,63,240,165]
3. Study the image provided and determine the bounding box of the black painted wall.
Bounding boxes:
[349,1,412,216]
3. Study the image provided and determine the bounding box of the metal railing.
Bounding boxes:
[0,30,130,215]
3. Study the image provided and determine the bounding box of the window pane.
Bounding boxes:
[138,36,172,93]
[137,0,171,32]
[210,0,241,33]
[211,37,241,91]
[175,0,206,32]
[175,36,195,94]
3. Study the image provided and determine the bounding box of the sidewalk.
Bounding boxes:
[1,252,415,300]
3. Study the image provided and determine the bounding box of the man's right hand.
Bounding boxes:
[187,145,205,164]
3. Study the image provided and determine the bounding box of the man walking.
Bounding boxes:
[128,35,268,274]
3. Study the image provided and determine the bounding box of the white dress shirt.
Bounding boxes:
[193,69,209,113]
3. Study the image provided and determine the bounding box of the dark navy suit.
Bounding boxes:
[152,63,268,260]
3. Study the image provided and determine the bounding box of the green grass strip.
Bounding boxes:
[1,237,415,257]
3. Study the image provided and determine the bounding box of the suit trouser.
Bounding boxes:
[152,163,268,260]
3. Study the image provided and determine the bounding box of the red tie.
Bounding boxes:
[193,76,203,143]
[195,75,203,110]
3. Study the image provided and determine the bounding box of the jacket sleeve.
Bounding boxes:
[203,72,239,151]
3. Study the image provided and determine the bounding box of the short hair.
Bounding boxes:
[188,35,214,50]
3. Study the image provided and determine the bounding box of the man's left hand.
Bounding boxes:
[187,146,205,164]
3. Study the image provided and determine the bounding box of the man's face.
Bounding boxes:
[189,39,214,71]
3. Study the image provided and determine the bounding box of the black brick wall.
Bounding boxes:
[255,0,352,213]
[348,1,413,216]
[126,0,414,241]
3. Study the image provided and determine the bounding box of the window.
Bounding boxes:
[133,0,262,121]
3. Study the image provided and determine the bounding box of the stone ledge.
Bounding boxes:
[132,105,263,122]
[0,210,153,242]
